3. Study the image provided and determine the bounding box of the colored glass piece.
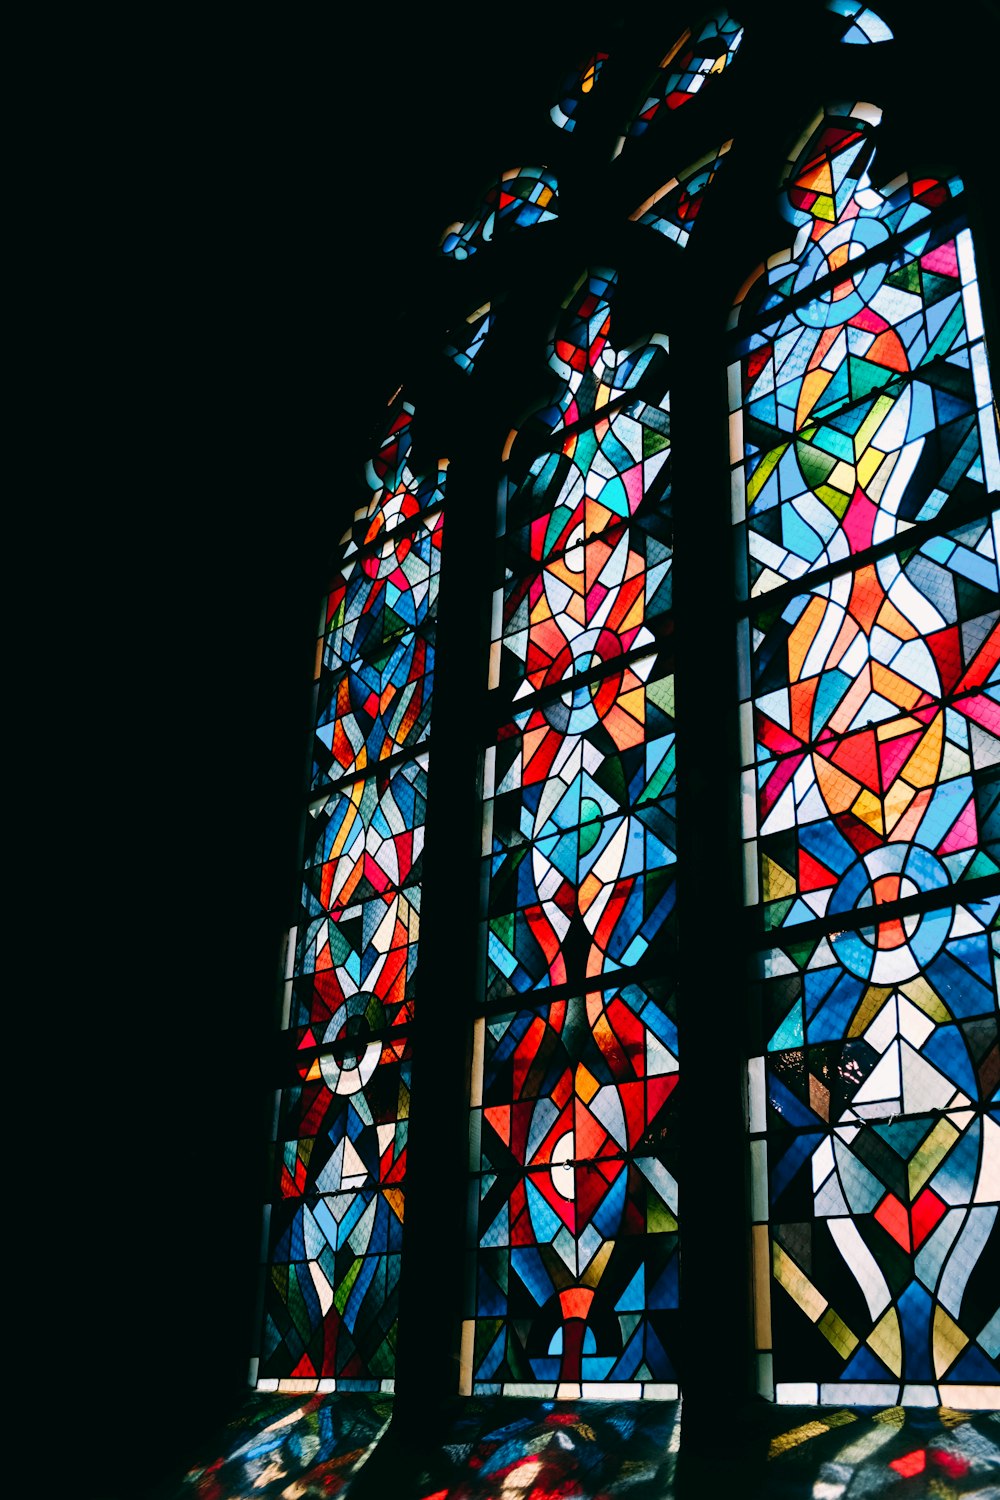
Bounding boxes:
[630,141,732,249]
[440,167,559,260]
[827,0,894,44]
[616,10,743,154]
[444,302,494,375]
[550,51,609,132]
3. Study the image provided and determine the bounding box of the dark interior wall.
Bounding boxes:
[64,6,995,1496]
[70,13,614,1496]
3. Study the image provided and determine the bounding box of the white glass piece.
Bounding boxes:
[901,1383,938,1405]
[821,1382,897,1405]
[828,1216,891,1319]
[776,1382,818,1403]
[747,1055,766,1134]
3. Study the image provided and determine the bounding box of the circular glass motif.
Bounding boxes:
[828,845,951,982]
[541,626,625,735]
[361,487,420,581]
[320,992,386,1095]
[793,217,890,327]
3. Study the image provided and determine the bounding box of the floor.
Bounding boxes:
[149,1390,1000,1499]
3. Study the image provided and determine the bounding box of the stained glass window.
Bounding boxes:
[463,266,681,1397]
[614,9,744,156]
[253,400,448,1393]
[235,11,1000,1497]
[731,101,999,1408]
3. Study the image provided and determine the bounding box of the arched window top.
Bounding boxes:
[617,8,745,153]
[439,167,561,260]
[550,51,610,133]
[826,0,895,45]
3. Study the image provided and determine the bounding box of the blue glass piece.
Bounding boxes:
[947,1343,1000,1381]
[920,1026,978,1097]
[769,1073,821,1127]
[896,1280,935,1382]
[839,1342,896,1381]
[771,1132,824,1202]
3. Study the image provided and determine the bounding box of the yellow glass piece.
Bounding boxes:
[788,596,827,681]
[384,1187,405,1221]
[854,393,895,453]
[814,482,852,517]
[747,442,789,505]
[900,976,950,1023]
[852,786,886,834]
[900,713,944,789]
[933,1304,969,1378]
[798,369,834,425]
[848,985,893,1037]
[829,459,857,493]
[658,29,691,71]
[334,1257,362,1314]
[773,1241,827,1322]
[648,1197,678,1233]
[762,854,796,901]
[574,1061,600,1104]
[581,1240,614,1286]
[856,445,885,489]
[578,872,603,914]
[867,1306,902,1376]
[819,1306,859,1359]
[815,753,862,814]
[459,1319,475,1395]
[872,667,922,713]
[753,1225,772,1348]
[908,1117,959,1197]
[469,1018,485,1109]
[882,778,918,836]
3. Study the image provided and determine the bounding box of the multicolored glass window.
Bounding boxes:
[629,140,733,250]
[440,168,560,261]
[615,10,743,156]
[731,103,1000,1407]
[462,267,681,1398]
[253,401,447,1392]
[550,52,609,133]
